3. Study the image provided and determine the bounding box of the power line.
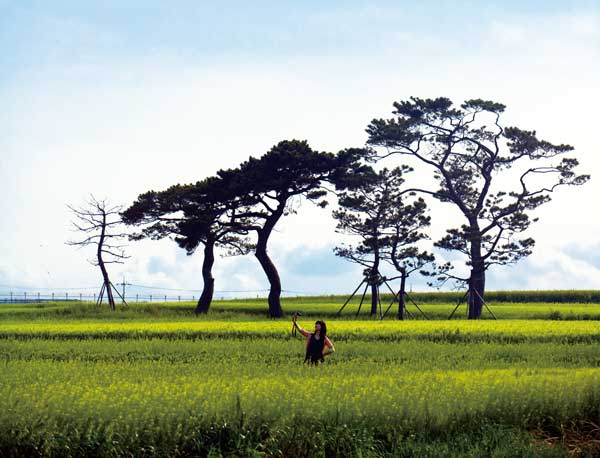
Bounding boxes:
[0,283,271,294]
[0,284,99,290]
[127,283,272,293]
[127,283,203,292]
[281,289,320,294]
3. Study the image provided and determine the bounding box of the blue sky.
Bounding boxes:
[4,1,596,78]
[1,1,599,298]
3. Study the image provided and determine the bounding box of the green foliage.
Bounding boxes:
[122,178,252,256]
[333,166,433,277]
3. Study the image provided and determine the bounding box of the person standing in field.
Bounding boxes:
[292,315,335,364]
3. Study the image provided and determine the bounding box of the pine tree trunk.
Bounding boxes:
[255,207,285,318]
[195,239,215,315]
[370,282,379,316]
[467,220,485,319]
[370,251,380,316]
[397,271,407,320]
[255,245,283,317]
[468,267,485,319]
[100,267,114,311]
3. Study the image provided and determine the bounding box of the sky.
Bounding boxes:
[1,0,599,300]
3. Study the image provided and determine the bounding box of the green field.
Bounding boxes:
[5,292,600,320]
[2,296,600,457]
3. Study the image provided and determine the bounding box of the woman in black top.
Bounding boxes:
[292,316,335,364]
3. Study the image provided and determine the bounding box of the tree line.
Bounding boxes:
[70,97,589,319]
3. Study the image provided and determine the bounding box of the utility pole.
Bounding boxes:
[116,277,131,303]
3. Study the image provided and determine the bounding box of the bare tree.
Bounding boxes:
[66,195,129,310]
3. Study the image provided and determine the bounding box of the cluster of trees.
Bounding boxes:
[366,98,588,318]
[121,141,367,317]
[71,97,589,319]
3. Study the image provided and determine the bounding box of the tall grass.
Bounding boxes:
[2,335,598,457]
[2,299,600,456]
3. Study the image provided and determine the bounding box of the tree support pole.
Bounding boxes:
[96,283,106,307]
[355,282,370,317]
[377,284,383,319]
[472,288,496,320]
[448,290,469,320]
[404,292,429,320]
[110,282,128,306]
[381,280,399,318]
[336,280,366,316]
[381,280,426,320]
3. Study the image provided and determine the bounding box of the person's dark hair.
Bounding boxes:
[315,320,327,338]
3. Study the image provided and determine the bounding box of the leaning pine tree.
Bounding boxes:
[217,140,366,318]
[121,178,253,315]
[367,97,590,318]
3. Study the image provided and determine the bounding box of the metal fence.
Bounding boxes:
[0,287,311,304]
[0,292,202,303]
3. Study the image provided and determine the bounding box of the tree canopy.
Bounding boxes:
[216,139,365,317]
[121,177,252,314]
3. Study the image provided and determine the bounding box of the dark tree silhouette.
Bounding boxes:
[121,177,252,315]
[218,140,365,318]
[66,196,129,310]
[367,97,590,318]
[333,166,434,318]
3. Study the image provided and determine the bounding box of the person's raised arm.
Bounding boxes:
[292,315,310,337]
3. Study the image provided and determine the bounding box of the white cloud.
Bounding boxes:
[488,244,600,291]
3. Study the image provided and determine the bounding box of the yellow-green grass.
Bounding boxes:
[1,333,598,457]
[4,297,600,321]
[2,298,600,456]
[2,319,600,343]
